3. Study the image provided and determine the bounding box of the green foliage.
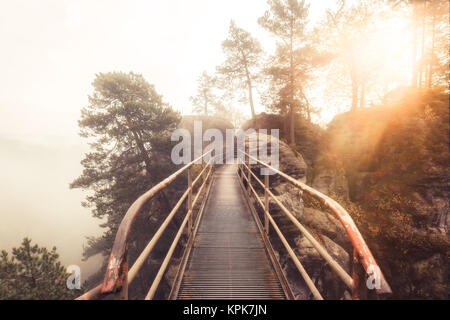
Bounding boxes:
[259,0,311,110]
[217,20,263,118]
[0,238,79,300]
[190,71,245,127]
[258,0,322,143]
[243,112,325,168]
[71,72,181,262]
[258,0,309,43]
[190,71,222,116]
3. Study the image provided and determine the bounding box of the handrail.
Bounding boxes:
[76,143,391,300]
[241,161,353,288]
[238,148,391,298]
[242,170,324,300]
[145,164,213,299]
[127,162,212,285]
[77,150,216,300]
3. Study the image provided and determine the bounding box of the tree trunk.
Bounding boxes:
[123,110,153,172]
[289,20,296,145]
[360,81,366,108]
[244,66,256,119]
[411,0,419,88]
[289,106,295,146]
[350,67,358,111]
[428,5,436,88]
[283,112,289,139]
[419,1,426,88]
[132,131,152,172]
[299,86,311,121]
[238,48,256,126]
[306,104,311,122]
[203,91,208,116]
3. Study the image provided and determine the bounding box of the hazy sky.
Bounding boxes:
[0,0,423,285]
[0,0,334,142]
[0,136,102,277]
[0,0,335,277]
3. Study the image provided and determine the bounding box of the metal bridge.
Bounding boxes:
[77,148,391,300]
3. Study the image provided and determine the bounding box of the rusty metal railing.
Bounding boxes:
[237,148,391,300]
[76,150,217,300]
[76,141,391,300]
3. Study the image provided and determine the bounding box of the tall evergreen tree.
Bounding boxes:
[258,0,311,145]
[217,20,263,119]
[190,71,221,116]
[70,72,180,266]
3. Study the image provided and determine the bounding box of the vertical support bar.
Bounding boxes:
[118,272,128,300]
[351,249,367,300]
[246,150,251,195]
[264,174,269,234]
[202,155,206,185]
[114,249,128,300]
[187,166,193,234]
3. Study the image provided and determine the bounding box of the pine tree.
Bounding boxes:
[217,20,263,119]
[70,72,180,266]
[190,71,221,116]
[258,0,311,145]
[0,238,79,300]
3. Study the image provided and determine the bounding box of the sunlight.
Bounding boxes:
[0,0,448,302]
[312,11,415,125]
[357,15,412,90]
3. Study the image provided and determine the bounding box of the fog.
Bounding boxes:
[0,136,103,278]
[0,0,333,281]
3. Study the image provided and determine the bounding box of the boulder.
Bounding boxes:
[312,166,349,201]
[410,253,448,299]
[246,135,353,299]
[290,234,350,300]
[301,208,351,251]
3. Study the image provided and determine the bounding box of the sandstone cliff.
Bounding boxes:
[244,88,449,299]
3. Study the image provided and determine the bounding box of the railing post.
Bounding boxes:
[351,249,367,300]
[202,156,206,185]
[117,272,128,300]
[246,152,251,195]
[187,166,193,234]
[114,251,128,300]
[264,174,269,234]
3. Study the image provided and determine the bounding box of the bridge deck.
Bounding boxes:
[177,165,286,299]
